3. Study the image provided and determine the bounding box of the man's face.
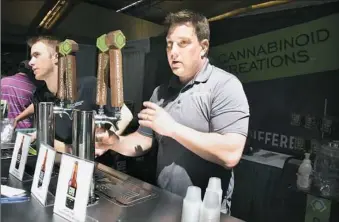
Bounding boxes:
[166,23,208,80]
[29,41,57,81]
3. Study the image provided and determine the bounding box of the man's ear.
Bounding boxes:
[200,39,210,57]
[52,52,59,64]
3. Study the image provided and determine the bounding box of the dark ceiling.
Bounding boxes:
[2,0,338,43]
[2,0,338,74]
[82,0,339,24]
[83,0,269,24]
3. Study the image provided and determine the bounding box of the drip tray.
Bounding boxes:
[95,165,158,207]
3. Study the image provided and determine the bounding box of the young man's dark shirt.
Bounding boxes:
[33,76,115,144]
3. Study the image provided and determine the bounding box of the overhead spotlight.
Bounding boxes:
[38,0,69,30]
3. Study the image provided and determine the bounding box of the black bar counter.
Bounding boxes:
[1,159,245,222]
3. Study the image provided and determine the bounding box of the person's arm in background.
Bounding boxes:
[14,103,34,128]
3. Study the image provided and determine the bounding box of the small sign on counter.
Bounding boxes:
[31,142,56,206]
[9,132,31,181]
[53,153,94,222]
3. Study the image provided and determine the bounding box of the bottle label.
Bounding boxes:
[65,196,75,210]
[66,186,77,210]
[15,154,21,169]
[38,171,45,187]
[67,186,76,198]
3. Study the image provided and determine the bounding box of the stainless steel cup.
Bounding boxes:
[72,110,95,161]
[72,110,96,203]
[36,102,55,151]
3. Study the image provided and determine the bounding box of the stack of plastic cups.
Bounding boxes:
[199,190,221,222]
[206,177,223,205]
[181,186,202,222]
[198,177,222,222]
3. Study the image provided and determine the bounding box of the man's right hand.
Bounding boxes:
[13,118,19,128]
[13,104,34,129]
[95,127,119,157]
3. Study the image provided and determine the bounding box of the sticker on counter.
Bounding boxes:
[53,154,94,222]
[304,194,331,222]
[31,143,56,206]
[9,132,31,181]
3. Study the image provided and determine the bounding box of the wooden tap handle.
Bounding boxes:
[59,39,79,103]
[105,30,126,108]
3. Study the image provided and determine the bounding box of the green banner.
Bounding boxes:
[305,195,331,222]
[210,13,339,83]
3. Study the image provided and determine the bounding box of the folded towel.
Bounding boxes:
[1,185,26,197]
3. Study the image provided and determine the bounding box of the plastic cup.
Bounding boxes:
[199,190,220,222]
[181,186,202,222]
[206,177,223,204]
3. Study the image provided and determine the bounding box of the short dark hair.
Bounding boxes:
[164,10,210,41]
[27,35,61,54]
[17,60,31,73]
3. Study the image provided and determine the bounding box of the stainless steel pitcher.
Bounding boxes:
[72,110,96,203]
[72,110,95,161]
[36,102,55,151]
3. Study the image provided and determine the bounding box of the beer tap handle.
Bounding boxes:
[59,39,79,104]
[93,31,126,131]
[96,34,110,107]
[106,30,126,113]
[56,45,66,103]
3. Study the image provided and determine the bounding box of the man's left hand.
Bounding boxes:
[138,101,178,137]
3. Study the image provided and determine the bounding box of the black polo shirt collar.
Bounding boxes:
[33,82,59,105]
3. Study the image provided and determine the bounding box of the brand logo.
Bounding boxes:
[311,199,327,212]
[67,101,84,109]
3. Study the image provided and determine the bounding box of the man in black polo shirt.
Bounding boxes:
[96,10,250,214]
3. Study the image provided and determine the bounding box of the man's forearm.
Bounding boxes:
[16,104,34,121]
[109,132,152,157]
[170,123,245,168]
